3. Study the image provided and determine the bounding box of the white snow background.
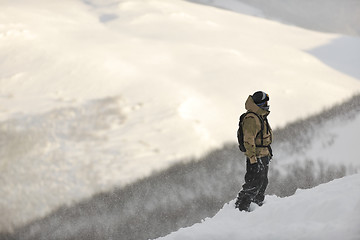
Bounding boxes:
[1,0,360,238]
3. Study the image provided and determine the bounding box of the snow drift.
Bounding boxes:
[158,173,360,240]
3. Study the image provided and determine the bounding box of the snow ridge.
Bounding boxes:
[159,174,360,240]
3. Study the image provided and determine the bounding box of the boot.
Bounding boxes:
[253,195,265,206]
[235,195,251,212]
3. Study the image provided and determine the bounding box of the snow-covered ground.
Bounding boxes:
[273,95,360,171]
[187,0,360,36]
[1,0,360,234]
[158,173,360,240]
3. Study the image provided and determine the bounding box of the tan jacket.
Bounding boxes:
[242,96,273,164]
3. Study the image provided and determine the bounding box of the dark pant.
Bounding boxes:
[236,156,270,210]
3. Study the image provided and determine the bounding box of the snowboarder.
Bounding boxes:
[235,91,273,212]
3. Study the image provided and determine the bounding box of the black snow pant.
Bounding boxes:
[235,156,270,210]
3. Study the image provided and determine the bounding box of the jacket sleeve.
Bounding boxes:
[242,115,260,163]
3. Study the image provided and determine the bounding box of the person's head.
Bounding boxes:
[252,91,269,110]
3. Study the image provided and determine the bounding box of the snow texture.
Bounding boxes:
[1,0,360,236]
[159,174,360,240]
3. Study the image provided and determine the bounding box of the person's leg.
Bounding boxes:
[253,156,270,206]
[235,158,262,211]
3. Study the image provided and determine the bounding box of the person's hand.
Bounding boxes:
[249,156,257,164]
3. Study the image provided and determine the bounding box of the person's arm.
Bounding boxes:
[243,115,260,164]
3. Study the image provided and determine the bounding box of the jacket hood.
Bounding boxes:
[245,95,270,116]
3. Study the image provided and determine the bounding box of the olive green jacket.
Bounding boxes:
[242,96,273,164]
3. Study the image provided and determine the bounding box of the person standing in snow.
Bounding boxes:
[235,91,273,212]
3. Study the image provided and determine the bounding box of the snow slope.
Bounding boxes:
[187,0,360,36]
[273,94,360,171]
[3,97,358,240]
[158,174,360,240]
[1,0,360,232]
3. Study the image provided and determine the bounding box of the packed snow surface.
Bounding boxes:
[158,174,360,240]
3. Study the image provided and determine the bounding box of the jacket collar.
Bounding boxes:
[245,95,270,117]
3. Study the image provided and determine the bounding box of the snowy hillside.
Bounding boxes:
[1,0,360,235]
[3,95,359,240]
[187,0,360,36]
[271,94,360,172]
[158,173,360,240]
